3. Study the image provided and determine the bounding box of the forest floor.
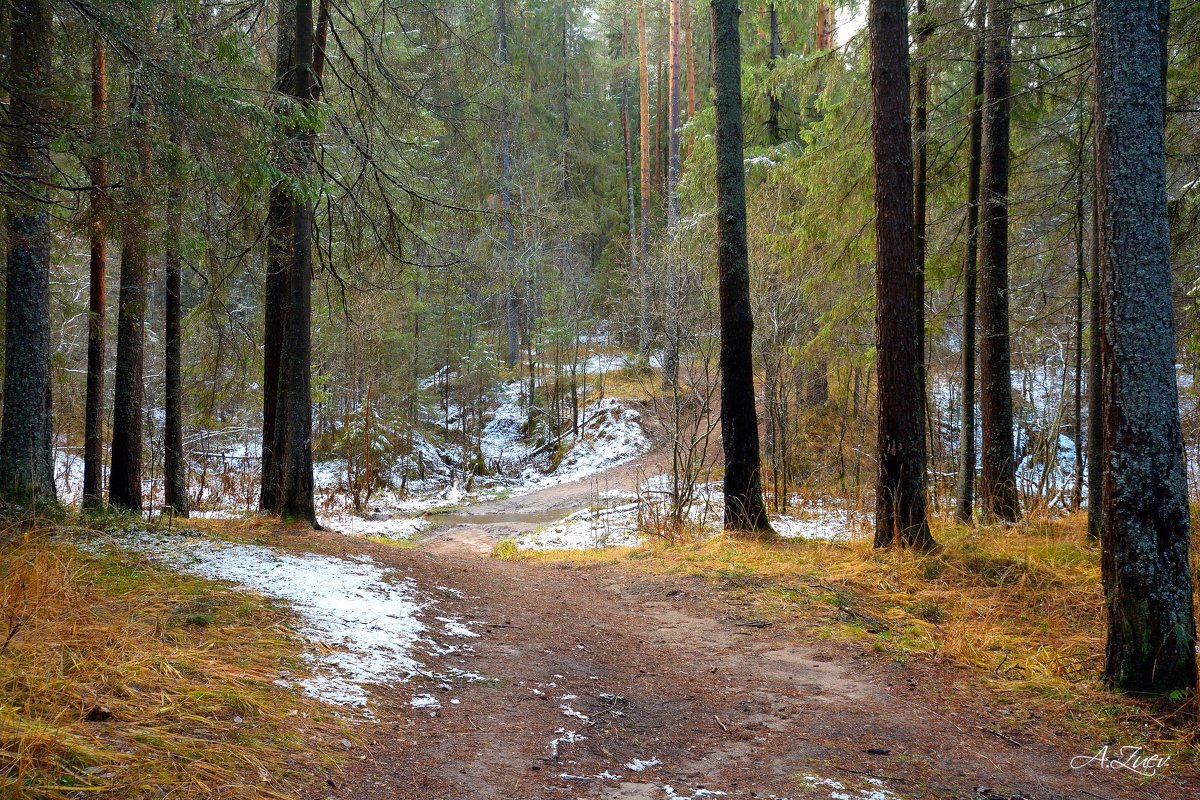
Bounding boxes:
[165,458,1199,800]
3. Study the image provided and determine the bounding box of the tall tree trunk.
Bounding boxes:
[682,0,696,123]
[977,0,1020,522]
[1086,190,1103,540]
[109,85,154,512]
[83,32,108,509]
[275,0,318,524]
[655,59,666,201]
[956,0,985,523]
[261,0,297,512]
[712,0,770,534]
[913,0,929,392]
[164,129,188,517]
[498,0,519,368]
[662,0,683,387]
[868,0,933,549]
[817,1,834,49]
[767,3,782,144]
[637,0,652,356]
[0,0,55,504]
[622,8,641,351]
[1071,139,1086,512]
[1094,0,1195,695]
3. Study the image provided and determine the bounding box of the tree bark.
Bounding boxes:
[662,0,683,387]
[109,85,154,512]
[767,3,782,144]
[261,0,296,512]
[637,0,652,356]
[622,8,641,352]
[83,32,108,509]
[712,0,771,534]
[683,0,696,123]
[498,0,519,368]
[164,129,188,517]
[977,0,1020,522]
[1086,189,1103,540]
[956,0,985,524]
[1094,0,1195,695]
[275,0,317,524]
[868,0,933,549]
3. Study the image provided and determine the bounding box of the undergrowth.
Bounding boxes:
[0,516,345,799]
[517,513,1200,757]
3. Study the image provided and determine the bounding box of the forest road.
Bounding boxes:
[266,470,1197,800]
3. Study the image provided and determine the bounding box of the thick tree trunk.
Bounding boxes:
[0,0,55,504]
[868,0,933,549]
[913,0,929,400]
[109,86,154,512]
[817,1,834,49]
[977,0,1020,522]
[1086,190,1103,540]
[712,0,770,534]
[1094,0,1195,695]
[261,0,296,512]
[275,0,318,524]
[164,130,188,517]
[956,0,985,524]
[83,32,108,509]
[637,0,652,356]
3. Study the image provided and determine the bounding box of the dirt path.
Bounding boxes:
[232,467,1197,800]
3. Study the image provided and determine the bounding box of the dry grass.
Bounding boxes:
[519,513,1200,755]
[0,516,346,799]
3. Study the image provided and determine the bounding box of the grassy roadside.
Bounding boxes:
[508,514,1200,759]
[0,515,346,799]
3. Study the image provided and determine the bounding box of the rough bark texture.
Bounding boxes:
[109,88,154,512]
[164,131,188,517]
[1094,0,1196,695]
[83,33,108,509]
[1,0,56,504]
[956,0,985,524]
[637,0,652,356]
[868,0,933,549]
[1086,190,1103,540]
[712,0,770,534]
[275,0,317,525]
[662,0,683,388]
[261,0,296,512]
[977,0,1020,522]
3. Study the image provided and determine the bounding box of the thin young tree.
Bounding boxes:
[164,129,188,517]
[83,33,108,509]
[109,83,154,512]
[712,0,770,534]
[956,0,985,523]
[0,0,56,504]
[977,0,1020,521]
[1086,191,1102,540]
[1094,0,1196,695]
[274,0,318,524]
[868,0,933,548]
[637,0,652,355]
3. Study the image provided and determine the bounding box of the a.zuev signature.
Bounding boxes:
[1070,745,1171,777]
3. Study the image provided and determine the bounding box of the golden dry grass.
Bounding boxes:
[0,516,346,799]
[518,513,1200,754]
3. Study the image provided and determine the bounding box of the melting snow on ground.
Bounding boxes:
[125,531,479,711]
[514,474,868,551]
[801,774,903,800]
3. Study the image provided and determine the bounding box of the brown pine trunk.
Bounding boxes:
[622,9,641,351]
[83,32,108,509]
[868,0,933,549]
[683,0,696,122]
[1095,0,1195,695]
[164,128,188,517]
[977,0,1020,522]
[109,86,153,512]
[817,2,835,50]
[0,0,55,503]
[712,0,770,534]
[956,0,985,524]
